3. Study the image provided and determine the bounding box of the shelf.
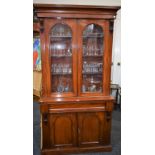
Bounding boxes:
[83,49,103,51]
[83,34,103,38]
[86,79,101,84]
[82,90,102,93]
[51,56,72,58]
[51,36,72,38]
[83,36,103,38]
[52,73,72,75]
[83,55,103,57]
[82,72,102,75]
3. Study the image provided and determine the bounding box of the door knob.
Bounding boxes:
[117,62,121,66]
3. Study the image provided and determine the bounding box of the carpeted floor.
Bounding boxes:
[33,102,121,155]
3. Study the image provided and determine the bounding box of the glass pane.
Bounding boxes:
[50,24,73,93]
[82,24,103,93]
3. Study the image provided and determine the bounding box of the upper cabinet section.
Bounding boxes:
[34,5,120,98]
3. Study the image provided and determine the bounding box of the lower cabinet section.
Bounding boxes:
[41,106,113,154]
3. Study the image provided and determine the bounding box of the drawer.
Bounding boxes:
[48,102,106,113]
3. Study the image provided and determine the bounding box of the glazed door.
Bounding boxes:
[49,113,77,148]
[77,112,106,146]
[77,20,111,96]
[43,19,77,97]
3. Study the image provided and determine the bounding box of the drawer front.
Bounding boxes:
[48,102,106,113]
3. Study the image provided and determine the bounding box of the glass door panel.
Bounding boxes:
[82,24,104,93]
[50,23,73,93]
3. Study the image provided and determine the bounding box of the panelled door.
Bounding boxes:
[49,113,77,148]
[42,111,111,148]
[77,112,106,147]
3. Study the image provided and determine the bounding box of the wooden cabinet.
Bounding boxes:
[34,4,120,155]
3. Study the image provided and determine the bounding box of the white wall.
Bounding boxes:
[33,0,121,6]
[111,10,121,86]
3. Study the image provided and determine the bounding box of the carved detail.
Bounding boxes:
[106,111,111,121]
[40,19,44,33]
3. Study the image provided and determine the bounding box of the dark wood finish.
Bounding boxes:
[34,4,120,9]
[44,19,78,97]
[33,22,40,32]
[49,113,77,147]
[34,4,119,155]
[40,96,114,103]
[42,145,112,155]
[78,112,105,147]
[103,21,111,95]
[77,19,109,96]
[34,4,120,19]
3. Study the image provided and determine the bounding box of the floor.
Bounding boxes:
[33,102,121,155]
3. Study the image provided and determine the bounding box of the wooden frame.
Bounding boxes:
[34,4,120,155]
[43,19,78,97]
[77,19,110,96]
